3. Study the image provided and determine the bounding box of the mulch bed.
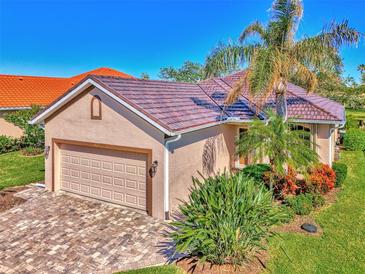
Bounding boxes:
[176,251,268,274]
[0,186,28,213]
[273,215,323,236]
[273,187,341,236]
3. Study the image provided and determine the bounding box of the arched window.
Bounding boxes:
[91,95,102,120]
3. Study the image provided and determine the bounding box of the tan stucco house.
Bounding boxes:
[0,67,133,137]
[31,71,345,220]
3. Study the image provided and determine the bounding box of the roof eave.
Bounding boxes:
[293,118,345,125]
[29,77,176,137]
[0,106,32,111]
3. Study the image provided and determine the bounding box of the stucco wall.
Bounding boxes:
[316,124,335,165]
[0,111,23,138]
[44,87,166,219]
[168,124,237,213]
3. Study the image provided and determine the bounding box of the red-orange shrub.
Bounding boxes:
[309,164,336,193]
[282,166,299,195]
[274,167,300,198]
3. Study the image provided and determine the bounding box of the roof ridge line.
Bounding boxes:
[0,74,67,79]
[196,82,231,120]
[94,74,196,85]
[286,88,340,120]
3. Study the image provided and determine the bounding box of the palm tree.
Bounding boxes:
[205,0,360,119]
[358,64,365,84]
[358,64,365,74]
[236,111,318,189]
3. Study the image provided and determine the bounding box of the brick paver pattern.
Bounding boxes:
[0,187,167,273]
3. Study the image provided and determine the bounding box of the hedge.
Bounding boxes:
[332,162,348,187]
[343,128,365,151]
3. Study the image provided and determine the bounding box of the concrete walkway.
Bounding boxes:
[0,187,167,273]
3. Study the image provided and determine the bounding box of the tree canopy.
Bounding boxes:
[204,0,361,118]
[159,61,205,83]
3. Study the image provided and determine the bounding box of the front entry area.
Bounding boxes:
[58,142,149,212]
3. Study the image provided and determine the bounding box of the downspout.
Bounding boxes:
[164,134,182,221]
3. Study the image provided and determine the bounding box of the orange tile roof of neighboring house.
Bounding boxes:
[0,67,134,108]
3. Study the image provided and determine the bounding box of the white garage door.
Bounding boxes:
[59,143,147,211]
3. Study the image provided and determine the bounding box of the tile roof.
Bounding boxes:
[91,76,227,132]
[32,70,345,134]
[88,72,344,133]
[220,71,344,121]
[0,67,134,108]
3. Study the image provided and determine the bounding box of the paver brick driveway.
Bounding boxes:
[0,187,167,273]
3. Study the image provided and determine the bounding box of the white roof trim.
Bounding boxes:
[293,119,344,125]
[175,121,226,135]
[0,106,32,111]
[30,79,175,136]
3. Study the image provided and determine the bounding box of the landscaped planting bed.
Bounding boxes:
[0,186,28,212]
[266,151,365,273]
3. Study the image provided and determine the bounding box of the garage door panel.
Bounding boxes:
[62,172,134,193]
[62,162,146,180]
[59,144,148,211]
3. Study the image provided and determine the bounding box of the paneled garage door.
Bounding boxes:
[59,143,147,211]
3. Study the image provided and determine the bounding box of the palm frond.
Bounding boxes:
[225,75,248,105]
[236,111,318,176]
[291,37,343,73]
[292,61,318,92]
[269,0,303,46]
[246,47,281,99]
[239,21,268,44]
[319,20,360,49]
[204,43,259,78]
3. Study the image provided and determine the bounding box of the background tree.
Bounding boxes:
[204,0,360,119]
[358,64,365,84]
[303,66,365,110]
[236,111,318,189]
[159,61,205,82]
[140,72,150,80]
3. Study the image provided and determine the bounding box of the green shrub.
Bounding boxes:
[312,193,325,208]
[343,128,365,151]
[4,105,44,149]
[279,204,295,223]
[240,163,271,184]
[345,115,359,129]
[21,146,44,156]
[0,135,20,154]
[170,172,286,265]
[285,193,314,215]
[332,162,348,187]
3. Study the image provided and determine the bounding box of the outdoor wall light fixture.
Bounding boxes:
[44,146,50,158]
[149,160,158,178]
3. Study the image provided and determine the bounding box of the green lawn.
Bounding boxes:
[119,265,183,274]
[0,151,45,190]
[346,109,365,119]
[266,151,365,273]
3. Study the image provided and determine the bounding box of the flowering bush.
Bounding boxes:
[274,166,298,196]
[309,164,336,193]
